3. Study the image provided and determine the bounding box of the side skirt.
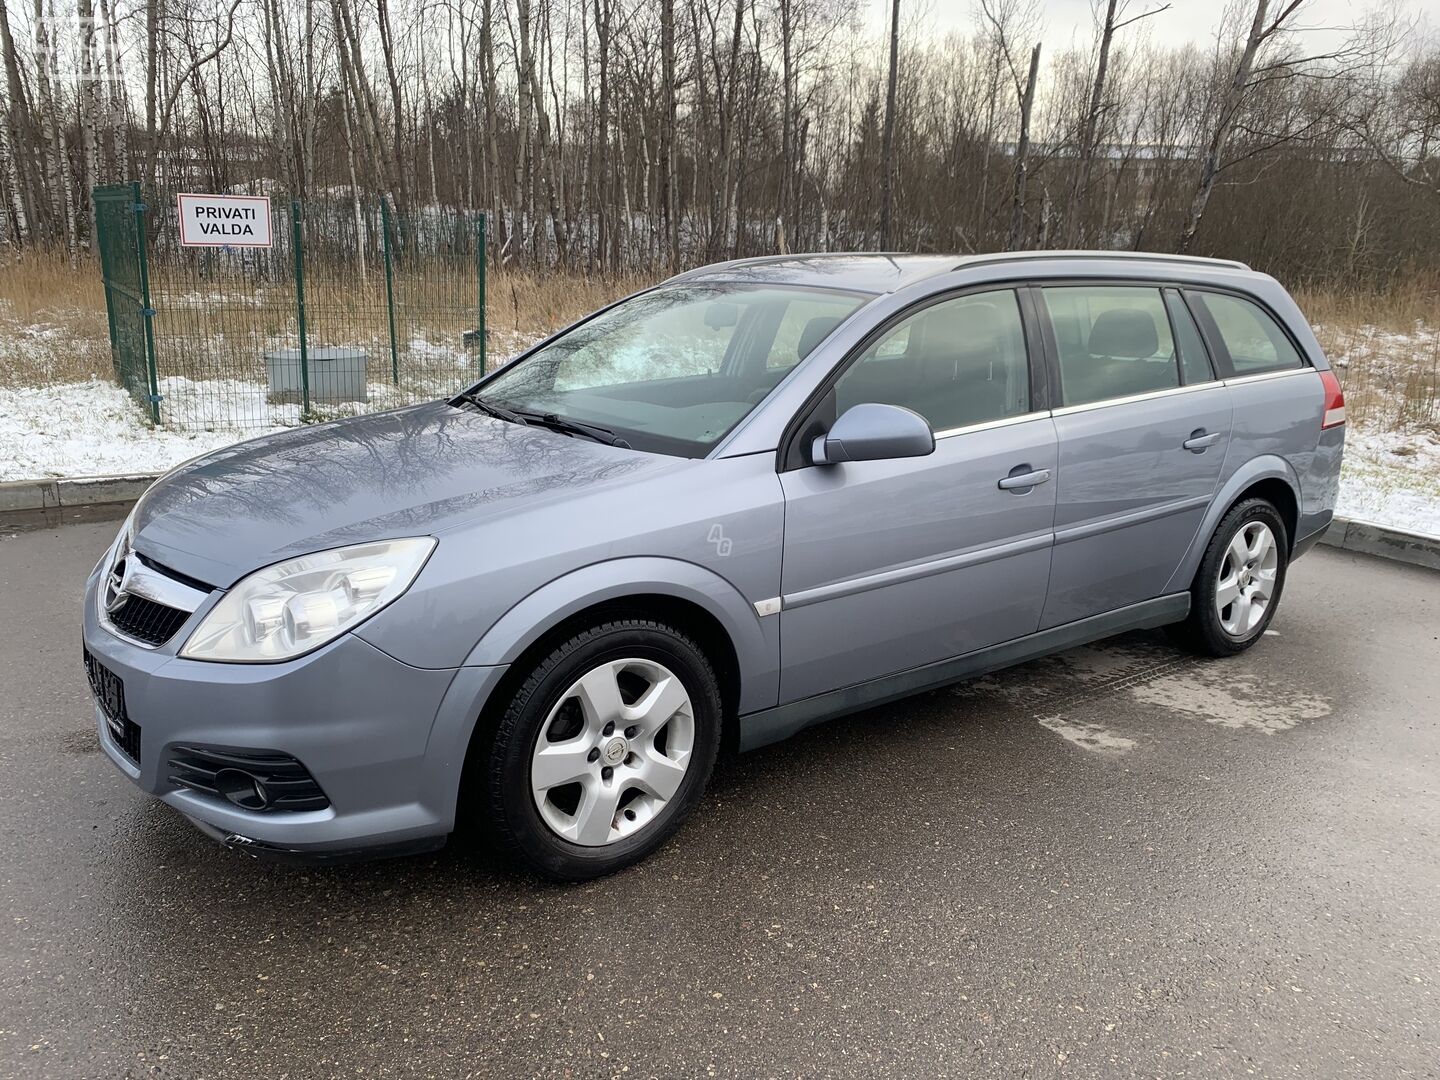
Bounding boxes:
[738,592,1191,751]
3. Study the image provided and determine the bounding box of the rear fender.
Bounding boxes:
[1163,455,1300,594]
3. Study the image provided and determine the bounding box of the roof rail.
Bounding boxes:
[664,251,916,283]
[952,249,1251,272]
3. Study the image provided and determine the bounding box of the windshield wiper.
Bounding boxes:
[454,390,528,426]
[514,410,631,449]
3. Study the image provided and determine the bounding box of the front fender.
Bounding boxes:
[461,556,780,716]
[413,558,780,833]
[1163,454,1300,594]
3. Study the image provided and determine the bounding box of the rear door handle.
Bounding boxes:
[998,468,1051,491]
[1182,430,1222,452]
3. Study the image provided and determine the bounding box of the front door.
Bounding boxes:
[777,288,1058,704]
[1036,284,1232,628]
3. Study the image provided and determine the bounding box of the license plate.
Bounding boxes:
[83,650,127,737]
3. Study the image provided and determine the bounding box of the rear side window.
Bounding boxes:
[1165,290,1215,385]
[1042,286,1178,406]
[1191,292,1303,375]
[833,289,1030,432]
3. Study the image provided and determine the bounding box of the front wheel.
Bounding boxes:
[481,619,722,881]
[1168,498,1289,657]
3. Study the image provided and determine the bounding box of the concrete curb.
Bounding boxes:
[3,472,1438,572]
[0,474,159,514]
[1317,517,1440,572]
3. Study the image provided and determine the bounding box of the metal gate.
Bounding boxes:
[93,183,160,423]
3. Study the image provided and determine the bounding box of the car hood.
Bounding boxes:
[130,401,675,587]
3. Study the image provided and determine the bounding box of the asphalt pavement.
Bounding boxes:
[1,510,1436,1079]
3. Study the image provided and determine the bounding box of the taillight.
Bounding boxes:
[1319,369,1346,429]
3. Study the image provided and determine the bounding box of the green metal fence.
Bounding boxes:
[94,183,160,423]
[95,186,487,430]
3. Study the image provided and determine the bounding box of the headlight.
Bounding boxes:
[179,537,436,662]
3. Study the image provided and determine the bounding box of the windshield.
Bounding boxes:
[477,284,866,456]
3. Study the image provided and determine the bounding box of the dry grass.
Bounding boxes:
[1296,273,1440,431]
[1293,271,1440,334]
[0,251,113,385]
[0,250,651,394]
[491,269,656,333]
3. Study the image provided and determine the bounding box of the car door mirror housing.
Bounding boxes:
[811,403,936,465]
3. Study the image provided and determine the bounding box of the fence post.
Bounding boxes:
[381,197,400,385]
[131,182,162,425]
[477,212,487,376]
[96,190,120,380]
[291,198,311,416]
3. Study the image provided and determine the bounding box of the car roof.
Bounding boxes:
[667,250,1252,295]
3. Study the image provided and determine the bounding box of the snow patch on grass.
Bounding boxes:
[1,334,541,483]
[0,378,290,480]
[1336,427,1440,538]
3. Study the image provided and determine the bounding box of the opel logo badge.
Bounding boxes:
[602,737,628,766]
[105,555,132,615]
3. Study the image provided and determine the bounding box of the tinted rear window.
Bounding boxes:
[1192,292,1303,376]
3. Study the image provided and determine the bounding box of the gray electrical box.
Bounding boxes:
[264,347,369,404]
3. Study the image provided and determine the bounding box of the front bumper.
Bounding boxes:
[82,559,507,858]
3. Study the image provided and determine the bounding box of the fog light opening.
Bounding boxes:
[215,768,270,811]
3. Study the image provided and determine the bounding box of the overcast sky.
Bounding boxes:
[863,0,1428,57]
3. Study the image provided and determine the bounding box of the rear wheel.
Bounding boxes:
[1168,498,1289,657]
[482,619,721,881]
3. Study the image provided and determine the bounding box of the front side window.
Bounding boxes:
[1043,286,1178,407]
[1191,292,1303,375]
[832,289,1031,432]
[481,284,864,456]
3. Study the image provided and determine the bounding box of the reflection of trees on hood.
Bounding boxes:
[138,401,654,538]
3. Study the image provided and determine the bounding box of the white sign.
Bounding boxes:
[176,193,273,248]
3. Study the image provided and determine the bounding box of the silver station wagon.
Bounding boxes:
[83,252,1346,879]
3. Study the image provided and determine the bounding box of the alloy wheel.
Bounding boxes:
[1215,520,1279,638]
[529,658,696,847]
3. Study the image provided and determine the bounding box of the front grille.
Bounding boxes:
[168,746,331,813]
[109,593,190,647]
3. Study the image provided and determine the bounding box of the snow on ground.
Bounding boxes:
[0,378,291,480]
[1335,426,1440,538]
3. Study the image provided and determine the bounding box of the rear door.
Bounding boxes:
[1037,283,1231,629]
[777,288,1058,704]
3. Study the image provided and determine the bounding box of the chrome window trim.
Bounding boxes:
[1050,379,1222,418]
[934,409,1052,440]
[1222,367,1310,387]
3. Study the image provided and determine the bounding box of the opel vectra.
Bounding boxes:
[83,252,1346,879]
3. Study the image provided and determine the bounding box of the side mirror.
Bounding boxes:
[811,403,935,465]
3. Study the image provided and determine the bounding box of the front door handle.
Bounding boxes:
[998,468,1051,491]
[1182,430,1223,453]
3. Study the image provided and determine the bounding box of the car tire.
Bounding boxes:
[1167,497,1290,657]
[482,619,722,881]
